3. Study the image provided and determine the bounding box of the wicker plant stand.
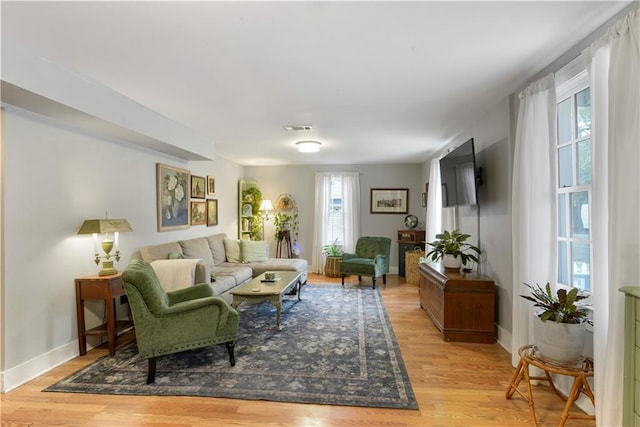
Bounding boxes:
[324,256,342,278]
[505,344,595,427]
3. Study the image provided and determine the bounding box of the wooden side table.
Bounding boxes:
[276,230,292,258]
[505,344,595,427]
[75,273,134,356]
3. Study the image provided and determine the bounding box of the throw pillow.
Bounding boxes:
[223,238,242,263]
[240,240,268,263]
[167,252,185,259]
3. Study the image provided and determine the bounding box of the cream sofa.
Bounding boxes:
[139,233,308,302]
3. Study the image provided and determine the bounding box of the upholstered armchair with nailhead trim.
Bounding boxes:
[122,259,238,384]
[340,237,391,289]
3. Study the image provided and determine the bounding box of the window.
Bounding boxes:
[556,71,592,293]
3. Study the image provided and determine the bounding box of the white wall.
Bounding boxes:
[1,105,243,391]
[244,164,426,272]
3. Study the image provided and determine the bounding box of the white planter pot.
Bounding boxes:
[442,254,462,270]
[533,317,586,366]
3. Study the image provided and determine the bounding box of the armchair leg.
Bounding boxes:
[372,276,376,289]
[341,274,345,286]
[382,274,387,285]
[147,357,157,384]
[226,341,236,366]
[358,275,362,282]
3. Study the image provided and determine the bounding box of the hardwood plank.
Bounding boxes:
[0,274,595,426]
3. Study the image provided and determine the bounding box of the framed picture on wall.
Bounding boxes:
[370,188,409,214]
[190,201,206,225]
[207,176,216,196]
[207,199,218,226]
[191,175,206,199]
[156,163,190,231]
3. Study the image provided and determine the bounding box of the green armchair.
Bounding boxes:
[340,236,392,289]
[121,259,239,384]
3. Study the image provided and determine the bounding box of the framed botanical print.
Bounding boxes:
[370,188,409,214]
[207,176,216,196]
[207,199,218,226]
[191,175,206,199]
[190,201,206,225]
[157,163,190,231]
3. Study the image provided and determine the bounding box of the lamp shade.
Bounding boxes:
[259,199,274,212]
[296,140,321,153]
[78,218,133,234]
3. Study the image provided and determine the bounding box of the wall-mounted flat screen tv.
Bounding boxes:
[439,138,479,207]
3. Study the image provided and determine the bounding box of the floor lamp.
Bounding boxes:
[259,199,274,241]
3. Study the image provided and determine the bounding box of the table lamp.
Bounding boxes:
[78,213,133,276]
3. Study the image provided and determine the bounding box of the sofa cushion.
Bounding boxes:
[140,242,183,263]
[205,233,228,265]
[213,264,253,285]
[247,258,308,277]
[210,275,238,298]
[240,240,268,263]
[178,237,215,268]
[224,238,241,263]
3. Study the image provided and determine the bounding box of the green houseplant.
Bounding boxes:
[426,230,480,270]
[241,185,263,240]
[322,238,342,257]
[521,282,591,365]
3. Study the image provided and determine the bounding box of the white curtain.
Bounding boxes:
[511,73,557,366]
[582,9,639,426]
[340,172,361,253]
[311,173,332,273]
[426,158,443,245]
[311,172,360,273]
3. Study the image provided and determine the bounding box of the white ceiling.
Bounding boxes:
[1,1,633,165]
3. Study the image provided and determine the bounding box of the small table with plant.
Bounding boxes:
[506,344,595,427]
[508,282,594,426]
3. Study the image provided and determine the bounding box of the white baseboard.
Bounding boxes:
[1,340,78,393]
[496,324,512,354]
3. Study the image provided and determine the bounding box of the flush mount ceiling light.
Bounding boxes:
[296,140,322,153]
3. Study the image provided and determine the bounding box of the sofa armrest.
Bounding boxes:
[167,283,213,304]
[342,252,357,261]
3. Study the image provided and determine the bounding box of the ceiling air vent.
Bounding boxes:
[283,125,313,131]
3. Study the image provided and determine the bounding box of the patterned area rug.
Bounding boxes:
[45,284,418,409]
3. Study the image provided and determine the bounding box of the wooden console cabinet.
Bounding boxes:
[419,262,496,343]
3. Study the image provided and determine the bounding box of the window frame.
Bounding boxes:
[555,70,593,295]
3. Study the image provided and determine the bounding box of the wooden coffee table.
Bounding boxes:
[231,271,303,331]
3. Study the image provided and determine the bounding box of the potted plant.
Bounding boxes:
[322,238,343,277]
[322,238,342,257]
[521,282,591,365]
[426,230,480,270]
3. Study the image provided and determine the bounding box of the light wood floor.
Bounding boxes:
[1,274,596,426]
